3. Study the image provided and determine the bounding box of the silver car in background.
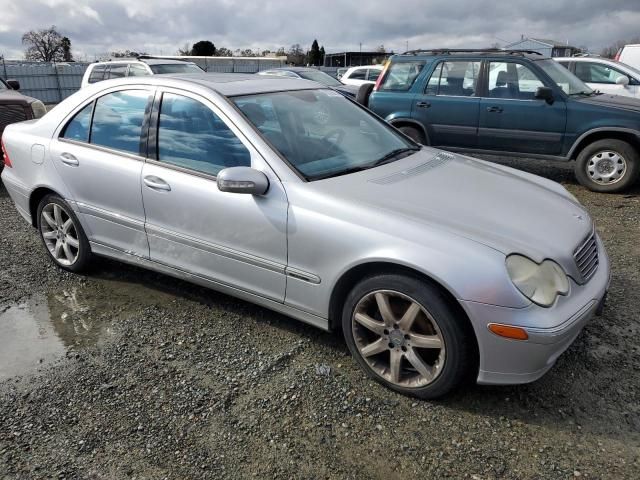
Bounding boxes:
[1,73,610,399]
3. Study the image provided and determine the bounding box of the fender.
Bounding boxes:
[386,117,430,144]
[567,127,640,158]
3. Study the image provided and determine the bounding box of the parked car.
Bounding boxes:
[616,44,640,71]
[361,49,640,192]
[336,67,348,80]
[81,58,203,87]
[257,67,359,98]
[1,77,47,169]
[555,56,640,98]
[1,73,609,399]
[340,65,384,86]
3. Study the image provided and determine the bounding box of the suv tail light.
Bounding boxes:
[1,138,12,168]
[614,48,622,62]
[373,61,390,91]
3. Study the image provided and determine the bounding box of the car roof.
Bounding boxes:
[90,72,324,96]
[91,58,194,66]
[393,49,549,60]
[264,67,320,73]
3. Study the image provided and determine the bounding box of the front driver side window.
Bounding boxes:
[488,62,545,100]
[157,93,251,177]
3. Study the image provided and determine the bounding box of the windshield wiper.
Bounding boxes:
[370,147,420,167]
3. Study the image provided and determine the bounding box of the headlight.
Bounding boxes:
[30,100,47,119]
[506,254,569,307]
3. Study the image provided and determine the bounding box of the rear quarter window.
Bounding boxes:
[88,65,106,84]
[380,61,425,91]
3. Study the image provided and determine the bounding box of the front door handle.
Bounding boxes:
[486,106,503,113]
[416,101,431,108]
[143,176,171,192]
[60,152,79,166]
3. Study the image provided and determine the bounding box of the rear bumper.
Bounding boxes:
[1,171,32,223]
[463,235,610,385]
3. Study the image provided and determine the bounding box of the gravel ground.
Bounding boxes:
[0,157,639,479]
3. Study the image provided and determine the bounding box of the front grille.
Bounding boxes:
[0,104,28,131]
[574,231,598,283]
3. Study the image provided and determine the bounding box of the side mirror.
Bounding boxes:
[7,79,20,90]
[535,86,554,104]
[217,167,269,195]
[615,75,630,87]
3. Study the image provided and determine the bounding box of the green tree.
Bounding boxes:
[319,46,325,65]
[61,36,73,62]
[192,40,216,56]
[309,39,321,66]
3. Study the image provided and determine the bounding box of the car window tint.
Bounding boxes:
[367,69,381,81]
[575,62,626,84]
[488,62,544,100]
[157,93,251,176]
[380,61,425,91]
[128,64,149,77]
[90,90,149,154]
[426,61,480,96]
[88,65,106,84]
[349,69,367,80]
[108,64,127,79]
[61,102,94,142]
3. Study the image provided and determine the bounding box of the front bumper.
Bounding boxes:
[462,235,610,385]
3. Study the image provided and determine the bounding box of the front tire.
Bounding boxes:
[575,139,640,193]
[398,125,426,145]
[342,274,474,399]
[37,194,92,272]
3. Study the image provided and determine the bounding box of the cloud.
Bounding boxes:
[0,0,638,60]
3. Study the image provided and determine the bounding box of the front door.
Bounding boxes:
[412,59,481,148]
[50,88,153,256]
[141,89,288,302]
[478,61,567,155]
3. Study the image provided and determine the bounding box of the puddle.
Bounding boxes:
[0,277,179,380]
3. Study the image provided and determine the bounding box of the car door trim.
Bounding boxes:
[445,146,568,161]
[432,124,478,135]
[75,201,147,231]
[58,138,146,162]
[477,128,562,142]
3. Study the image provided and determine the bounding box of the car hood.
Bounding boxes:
[311,149,593,280]
[575,92,640,113]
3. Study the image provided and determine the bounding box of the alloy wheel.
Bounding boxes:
[352,290,446,388]
[40,203,80,266]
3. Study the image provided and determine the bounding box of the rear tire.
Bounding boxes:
[398,125,426,145]
[575,139,639,193]
[342,274,474,399]
[356,83,374,107]
[37,194,92,273]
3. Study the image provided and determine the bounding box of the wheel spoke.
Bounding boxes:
[62,243,75,262]
[375,292,395,326]
[409,332,442,349]
[54,240,64,258]
[66,236,79,248]
[53,204,63,227]
[405,347,434,381]
[354,312,386,336]
[62,218,73,234]
[397,302,421,330]
[359,338,388,357]
[42,211,57,229]
[389,349,402,383]
[42,231,57,240]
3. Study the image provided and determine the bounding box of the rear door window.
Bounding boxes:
[348,69,367,80]
[425,61,481,96]
[379,61,425,91]
[107,64,127,79]
[61,102,94,142]
[90,90,150,154]
[88,65,106,84]
[128,64,150,77]
[367,69,381,81]
[156,93,251,176]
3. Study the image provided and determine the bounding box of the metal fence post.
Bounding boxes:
[52,62,63,103]
[1,56,7,80]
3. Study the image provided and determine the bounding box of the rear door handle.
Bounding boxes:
[60,152,79,166]
[416,101,431,108]
[486,106,503,113]
[143,175,171,192]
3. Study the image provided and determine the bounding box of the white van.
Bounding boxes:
[616,44,640,71]
[81,58,202,88]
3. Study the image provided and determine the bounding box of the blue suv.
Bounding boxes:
[363,49,640,192]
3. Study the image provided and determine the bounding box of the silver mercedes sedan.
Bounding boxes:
[1,73,610,399]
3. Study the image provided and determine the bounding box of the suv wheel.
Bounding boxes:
[355,83,374,107]
[398,125,426,145]
[342,274,473,399]
[575,139,640,193]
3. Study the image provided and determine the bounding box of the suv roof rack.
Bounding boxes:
[401,48,543,57]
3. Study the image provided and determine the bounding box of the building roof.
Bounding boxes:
[507,38,577,49]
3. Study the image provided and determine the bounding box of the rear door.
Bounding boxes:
[478,60,567,155]
[50,88,153,255]
[411,59,481,148]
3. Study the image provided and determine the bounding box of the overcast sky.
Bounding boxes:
[1,0,639,60]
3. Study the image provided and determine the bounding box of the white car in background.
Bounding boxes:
[616,44,640,71]
[555,57,640,98]
[340,65,384,86]
[81,58,203,88]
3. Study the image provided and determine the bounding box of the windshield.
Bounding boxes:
[0,79,7,90]
[234,89,418,180]
[149,63,203,74]
[536,59,593,95]
[297,70,343,87]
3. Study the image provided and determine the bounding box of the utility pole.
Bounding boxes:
[359,42,362,65]
[406,40,409,52]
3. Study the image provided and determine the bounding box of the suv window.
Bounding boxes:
[575,62,634,85]
[488,62,544,100]
[367,69,381,81]
[108,64,127,79]
[128,64,149,77]
[88,65,106,84]
[379,61,425,91]
[90,90,150,154]
[425,61,481,96]
[61,102,94,142]
[348,69,367,80]
[157,93,251,176]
